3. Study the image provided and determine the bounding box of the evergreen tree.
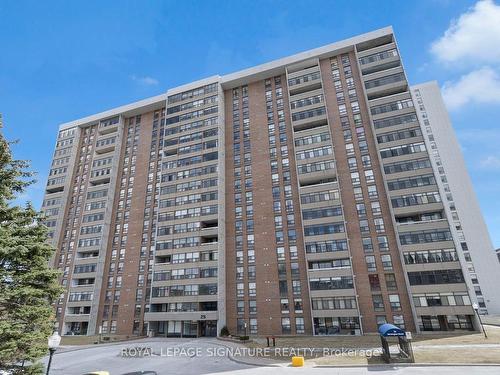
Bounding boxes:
[0,125,62,374]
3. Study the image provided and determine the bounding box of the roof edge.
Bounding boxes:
[58,26,394,130]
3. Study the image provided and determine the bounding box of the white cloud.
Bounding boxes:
[441,67,500,110]
[480,156,500,170]
[131,75,159,86]
[456,128,500,143]
[431,0,500,65]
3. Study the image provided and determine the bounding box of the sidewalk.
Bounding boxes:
[227,325,500,367]
[215,338,288,367]
[215,337,500,368]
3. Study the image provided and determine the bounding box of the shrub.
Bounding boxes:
[220,326,230,337]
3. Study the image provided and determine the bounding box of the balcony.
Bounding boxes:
[64,314,91,323]
[288,67,322,95]
[358,43,400,75]
[74,253,100,263]
[46,178,65,193]
[200,219,218,237]
[311,309,359,319]
[144,310,217,322]
[95,137,117,154]
[414,305,474,316]
[89,171,111,185]
[291,107,328,131]
[98,116,119,135]
[364,68,407,100]
[297,160,336,187]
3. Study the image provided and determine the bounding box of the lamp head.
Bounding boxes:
[48,331,61,349]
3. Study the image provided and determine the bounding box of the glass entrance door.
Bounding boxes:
[199,320,217,337]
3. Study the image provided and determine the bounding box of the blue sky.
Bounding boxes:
[1,0,500,247]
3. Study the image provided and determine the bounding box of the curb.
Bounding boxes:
[313,363,500,368]
[213,339,284,367]
[53,337,176,355]
[50,338,500,368]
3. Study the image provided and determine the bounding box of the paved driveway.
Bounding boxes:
[42,338,252,375]
[41,338,500,375]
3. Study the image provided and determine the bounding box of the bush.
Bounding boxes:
[220,326,230,337]
[239,335,249,341]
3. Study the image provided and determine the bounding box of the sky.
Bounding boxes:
[1,0,499,247]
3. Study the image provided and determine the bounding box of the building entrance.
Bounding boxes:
[199,320,217,337]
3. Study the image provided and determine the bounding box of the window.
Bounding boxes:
[294,298,303,313]
[359,220,369,233]
[403,249,457,264]
[280,299,289,313]
[387,174,435,191]
[249,318,258,334]
[353,187,363,200]
[365,256,376,272]
[381,254,393,270]
[249,300,257,314]
[385,274,397,290]
[304,223,345,236]
[351,172,360,185]
[237,283,244,297]
[359,48,398,65]
[373,295,385,311]
[369,274,381,291]
[408,269,464,285]
[356,203,366,217]
[309,276,353,290]
[361,155,371,167]
[385,158,431,175]
[281,318,291,334]
[362,238,373,253]
[291,107,327,122]
[380,142,426,159]
[296,317,305,334]
[365,73,405,90]
[368,185,378,198]
[302,206,342,220]
[305,239,348,253]
[376,316,387,327]
[389,295,401,311]
[236,300,245,314]
[391,191,441,208]
[276,247,285,261]
[399,229,452,245]
[346,143,355,155]
[364,170,374,183]
[393,315,405,329]
[248,282,256,297]
[348,157,357,169]
[371,99,414,116]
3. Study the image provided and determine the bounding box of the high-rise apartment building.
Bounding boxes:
[42,26,499,338]
[411,82,500,315]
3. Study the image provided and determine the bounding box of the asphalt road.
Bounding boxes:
[41,338,500,375]
[233,368,500,375]
[42,338,251,375]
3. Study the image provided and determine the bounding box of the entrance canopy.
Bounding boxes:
[378,323,405,337]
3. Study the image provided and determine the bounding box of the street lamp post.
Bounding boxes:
[46,331,61,375]
[472,303,488,339]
